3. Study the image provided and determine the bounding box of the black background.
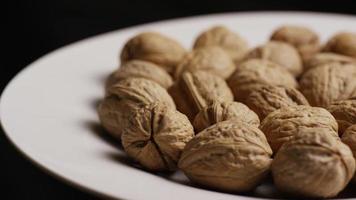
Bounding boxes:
[3,0,356,199]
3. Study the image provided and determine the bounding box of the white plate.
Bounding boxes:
[1,12,356,200]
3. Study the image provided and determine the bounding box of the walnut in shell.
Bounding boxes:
[121,103,194,171]
[245,85,309,120]
[178,120,272,192]
[227,59,297,103]
[327,99,356,135]
[323,32,356,58]
[304,52,356,72]
[260,105,338,152]
[342,125,356,182]
[174,46,235,79]
[193,101,260,132]
[246,41,303,76]
[272,129,355,198]
[120,32,186,74]
[193,26,248,64]
[169,71,233,121]
[299,63,356,107]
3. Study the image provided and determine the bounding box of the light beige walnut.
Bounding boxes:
[193,26,248,64]
[169,71,233,121]
[299,63,356,107]
[304,52,356,72]
[178,120,272,192]
[342,124,356,182]
[245,85,309,120]
[120,32,186,74]
[98,78,175,139]
[272,129,355,198]
[323,32,356,58]
[227,59,297,103]
[121,103,194,171]
[174,46,235,79]
[246,41,303,76]
[270,25,320,62]
[327,99,356,135]
[193,101,260,132]
[260,105,338,152]
[105,60,173,91]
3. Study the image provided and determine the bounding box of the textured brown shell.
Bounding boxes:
[193,101,260,132]
[121,103,194,171]
[272,129,355,198]
[169,71,233,121]
[304,53,356,73]
[323,32,356,58]
[120,32,186,74]
[228,59,298,103]
[260,105,339,152]
[193,26,248,64]
[299,63,356,107]
[178,120,272,192]
[342,124,356,182]
[327,99,356,134]
[245,85,309,120]
[174,46,235,79]
[246,41,303,76]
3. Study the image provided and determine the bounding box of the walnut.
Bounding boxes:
[327,99,356,135]
[304,52,356,72]
[193,26,248,64]
[323,32,356,58]
[299,63,356,107]
[193,101,260,132]
[272,129,355,198]
[227,59,297,103]
[246,41,303,76]
[270,25,320,62]
[260,105,338,152]
[105,60,173,91]
[121,103,194,171]
[245,85,309,120]
[169,71,233,121]
[98,78,175,139]
[120,32,186,74]
[342,124,356,182]
[178,120,272,192]
[174,46,235,79]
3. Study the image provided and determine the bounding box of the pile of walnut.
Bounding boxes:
[98,25,356,198]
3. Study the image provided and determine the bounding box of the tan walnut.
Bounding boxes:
[342,124,356,182]
[178,120,272,192]
[304,52,356,72]
[327,99,356,135]
[121,103,194,171]
[193,26,248,64]
[323,32,356,58]
[299,63,356,107]
[245,85,309,120]
[260,105,338,152]
[174,46,235,80]
[169,71,233,121]
[193,100,260,132]
[98,78,175,139]
[120,32,186,74]
[227,59,297,103]
[272,129,355,198]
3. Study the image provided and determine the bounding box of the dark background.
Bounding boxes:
[3,0,356,199]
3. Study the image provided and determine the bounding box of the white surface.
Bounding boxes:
[1,12,356,200]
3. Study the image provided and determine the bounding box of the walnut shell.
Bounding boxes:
[245,85,309,120]
[342,124,356,182]
[174,46,235,79]
[193,26,248,64]
[270,25,320,62]
[260,105,338,152]
[299,63,356,107]
[120,32,186,74]
[246,41,303,76]
[323,32,356,58]
[304,52,356,72]
[169,71,233,121]
[227,59,298,103]
[121,103,194,171]
[327,99,356,134]
[98,78,175,138]
[193,101,260,132]
[178,120,272,192]
[105,60,173,91]
[272,129,355,198]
